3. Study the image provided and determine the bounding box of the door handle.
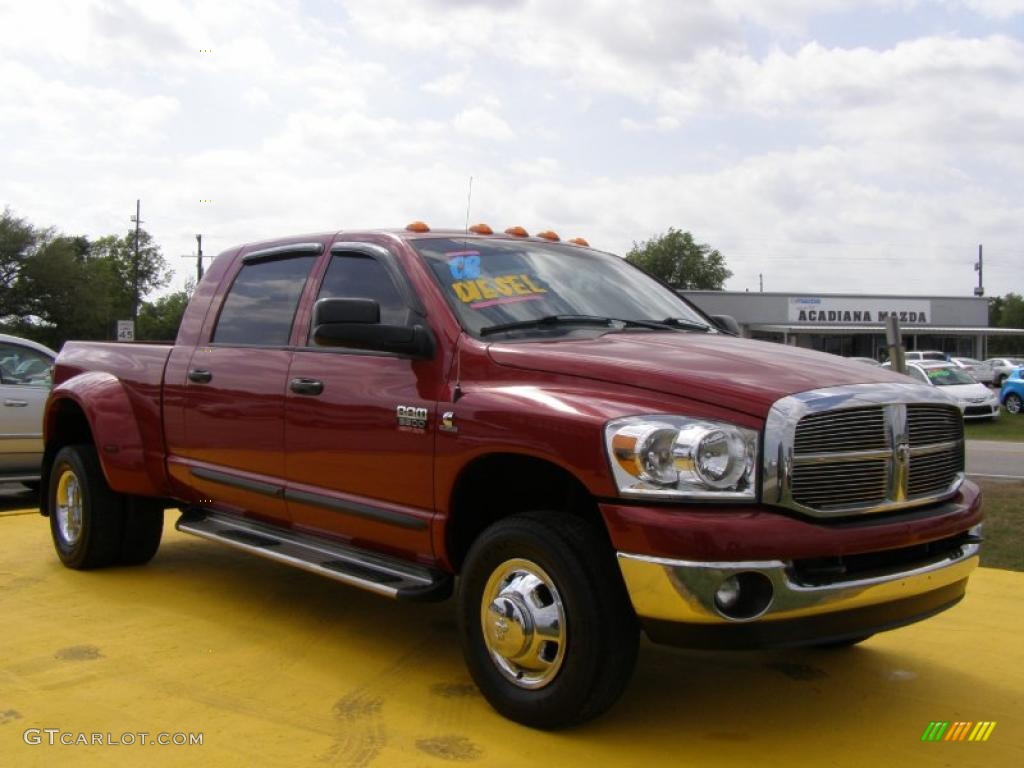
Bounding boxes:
[289,378,324,396]
[188,369,213,384]
[4,399,28,407]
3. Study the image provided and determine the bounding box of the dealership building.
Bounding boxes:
[679,291,1023,360]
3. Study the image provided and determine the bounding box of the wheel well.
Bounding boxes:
[40,399,94,516]
[445,454,608,571]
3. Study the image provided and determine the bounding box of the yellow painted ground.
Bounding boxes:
[1,505,1021,767]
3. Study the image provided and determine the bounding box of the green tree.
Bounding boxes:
[626,228,732,290]
[138,286,191,341]
[89,228,171,314]
[9,234,114,348]
[0,208,39,318]
[987,293,1024,356]
[997,293,1024,329]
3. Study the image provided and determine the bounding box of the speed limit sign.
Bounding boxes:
[117,320,135,342]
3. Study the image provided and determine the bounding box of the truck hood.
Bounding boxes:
[487,332,913,419]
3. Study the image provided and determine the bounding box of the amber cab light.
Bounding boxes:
[537,230,560,241]
[504,226,529,237]
[405,220,430,233]
[469,223,493,235]
[568,237,589,246]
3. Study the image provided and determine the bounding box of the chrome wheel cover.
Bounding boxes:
[55,469,84,545]
[1007,395,1022,414]
[480,558,566,689]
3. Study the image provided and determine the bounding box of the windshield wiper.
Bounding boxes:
[480,314,616,337]
[479,314,712,337]
[628,317,712,333]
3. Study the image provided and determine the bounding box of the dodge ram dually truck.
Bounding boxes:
[41,223,982,728]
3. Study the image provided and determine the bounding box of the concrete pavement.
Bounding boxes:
[967,440,1024,479]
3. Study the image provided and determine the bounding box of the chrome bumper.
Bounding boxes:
[617,530,980,624]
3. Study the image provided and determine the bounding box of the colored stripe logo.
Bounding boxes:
[921,721,996,742]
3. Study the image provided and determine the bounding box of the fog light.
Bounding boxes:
[713,571,774,620]
[715,576,742,611]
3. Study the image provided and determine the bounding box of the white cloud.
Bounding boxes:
[0,0,1021,298]
[422,70,469,96]
[453,107,515,140]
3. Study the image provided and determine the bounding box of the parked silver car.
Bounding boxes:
[949,357,995,385]
[985,357,1024,387]
[0,334,57,489]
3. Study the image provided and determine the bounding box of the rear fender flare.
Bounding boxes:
[44,371,163,499]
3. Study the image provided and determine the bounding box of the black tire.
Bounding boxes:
[119,497,164,566]
[457,511,639,729]
[1006,393,1022,415]
[815,634,873,649]
[48,444,125,569]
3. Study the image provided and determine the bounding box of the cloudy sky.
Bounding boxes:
[1,0,1022,298]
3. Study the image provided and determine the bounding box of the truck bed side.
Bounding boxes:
[43,342,175,508]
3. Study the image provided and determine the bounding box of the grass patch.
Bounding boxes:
[977,478,1024,572]
[964,407,1024,442]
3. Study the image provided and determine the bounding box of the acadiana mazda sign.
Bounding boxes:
[788,297,932,324]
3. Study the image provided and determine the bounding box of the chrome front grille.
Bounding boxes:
[793,407,887,453]
[764,384,965,518]
[791,458,888,508]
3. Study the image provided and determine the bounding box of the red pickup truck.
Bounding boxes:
[41,224,982,728]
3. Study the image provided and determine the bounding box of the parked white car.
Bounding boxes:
[0,333,57,490]
[985,357,1024,387]
[904,350,948,362]
[884,361,1000,420]
[949,357,995,385]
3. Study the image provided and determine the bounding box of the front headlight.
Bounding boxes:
[605,415,758,500]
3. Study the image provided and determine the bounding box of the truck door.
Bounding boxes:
[174,246,320,524]
[284,243,440,559]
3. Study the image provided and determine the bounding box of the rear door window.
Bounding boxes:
[213,254,317,345]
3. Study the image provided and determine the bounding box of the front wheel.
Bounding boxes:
[457,512,639,729]
[1006,393,1022,415]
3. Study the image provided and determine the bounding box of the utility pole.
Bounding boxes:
[759,273,764,292]
[181,234,205,284]
[130,199,143,321]
[973,244,984,296]
[196,234,204,281]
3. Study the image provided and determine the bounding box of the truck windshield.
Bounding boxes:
[412,237,712,338]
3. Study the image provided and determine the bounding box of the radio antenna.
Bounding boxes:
[464,176,473,232]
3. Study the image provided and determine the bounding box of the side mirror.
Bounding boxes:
[312,298,433,358]
[710,314,741,336]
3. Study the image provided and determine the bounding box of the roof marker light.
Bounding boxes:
[405,220,430,232]
[537,230,560,241]
[568,237,590,246]
[469,223,493,235]
[505,226,529,237]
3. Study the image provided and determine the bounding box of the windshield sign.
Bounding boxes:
[413,238,710,337]
[926,367,976,386]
